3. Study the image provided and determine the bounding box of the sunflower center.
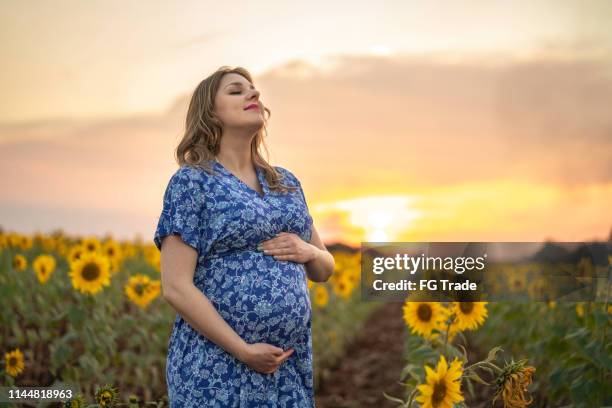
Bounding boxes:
[432,380,447,405]
[9,357,16,366]
[40,265,46,273]
[82,263,100,281]
[460,302,474,314]
[417,304,432,322]
[135,284,144,295]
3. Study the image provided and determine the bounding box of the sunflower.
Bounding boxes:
[122,242,137,258]
[69,252,111,295]
[33,254,56,284]
[313,285,329,308]
[18,235,33,250]
[504,265,527,292]
[141,245,160,270]
[4,348,25,377]
[102,239,122,260]
[12,254,27,271]
[492,359,535,408]
[125,274,161,309]
[307,279,314,289]
[415,355,464,408]
[8,233,21,248]
[332,275,354,299]
[67,244,85,265]
[402,301,448,339]
[94,384,119,408]
[451,301,488,331]
[343,267,360,286]
[148,250,160,272]
[81,236,102,254]
[41,236,55,252]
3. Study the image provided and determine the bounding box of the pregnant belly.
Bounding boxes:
[199,251,312,349]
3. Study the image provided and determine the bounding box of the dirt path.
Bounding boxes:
[315,302,407,407]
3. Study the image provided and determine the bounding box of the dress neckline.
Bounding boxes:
[213,159,268,199]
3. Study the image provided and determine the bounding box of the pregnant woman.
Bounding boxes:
[153,66,335,407]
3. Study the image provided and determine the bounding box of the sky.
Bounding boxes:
[1,0,611,246]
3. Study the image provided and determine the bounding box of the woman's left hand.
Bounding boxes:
[258,232,316,264]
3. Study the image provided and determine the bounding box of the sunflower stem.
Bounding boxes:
[406,388,418,408]
[443,313,454,359]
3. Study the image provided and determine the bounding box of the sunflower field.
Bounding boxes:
[387,257,612,408]
[0,229,373,407]
[2,228,610,407]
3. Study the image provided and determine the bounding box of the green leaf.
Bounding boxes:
[486,346,503,362]
[400,364,422,382]
[467,373,490,385]
[50,342,71,375]
[565,327,589,341]
[68,306,87,329]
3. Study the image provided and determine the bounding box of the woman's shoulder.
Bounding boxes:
[273,165,301,186]
[169,164,216,189]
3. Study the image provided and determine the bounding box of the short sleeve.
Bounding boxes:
[153,166,208,254]
[276,166,314,239]
[295,175,314,240]
[294,176,310,213]
[276,166,308,207]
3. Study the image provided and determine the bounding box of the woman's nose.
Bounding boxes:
[248,88,260,100]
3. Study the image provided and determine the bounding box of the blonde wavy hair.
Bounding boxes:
[176,66,296,194]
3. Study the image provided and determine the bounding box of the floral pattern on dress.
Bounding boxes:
[154,160,315,407]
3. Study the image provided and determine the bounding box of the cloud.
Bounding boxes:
[256,52,612,188]
[1,50,611,238]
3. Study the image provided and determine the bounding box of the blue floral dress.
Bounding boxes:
[153,160,315,407]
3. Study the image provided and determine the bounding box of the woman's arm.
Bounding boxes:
[304,225,334,283]
[260,226,335,283]
[159,235,249,361]
[161,235,296,374]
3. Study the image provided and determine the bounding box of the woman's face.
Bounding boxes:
[214,73,264,131]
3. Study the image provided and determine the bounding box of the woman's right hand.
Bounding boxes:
[239,343,295,374]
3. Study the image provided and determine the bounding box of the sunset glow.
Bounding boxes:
[1,1,610,245]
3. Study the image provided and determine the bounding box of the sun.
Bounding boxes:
[316,195,421,243]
